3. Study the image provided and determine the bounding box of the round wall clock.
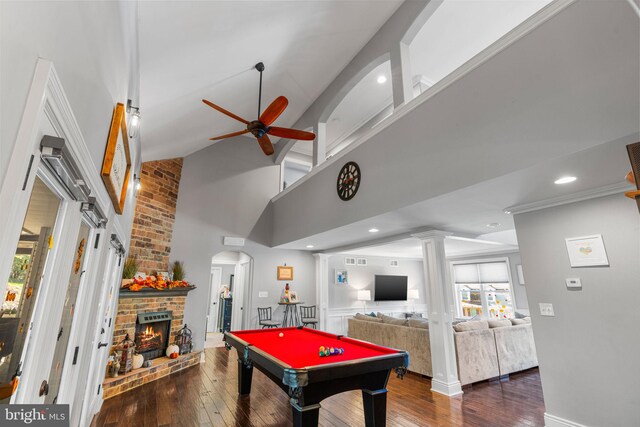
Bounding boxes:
[336,161,361,201]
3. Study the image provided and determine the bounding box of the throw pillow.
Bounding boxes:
[355,313,382,322]
[379,314,408,326]
[514,311,527,319]
[488,319,512,328]
[408,318,429,329]
[453,320,489,332]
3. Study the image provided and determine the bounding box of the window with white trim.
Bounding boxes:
[452,260,514,319]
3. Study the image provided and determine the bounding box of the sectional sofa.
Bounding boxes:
[347,314,538,386]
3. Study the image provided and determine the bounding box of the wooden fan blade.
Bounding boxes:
[259,96,288,126]
[202,99,249,124]
[209,129,249,141]
[257,134,274,156]
[268,126,316,141]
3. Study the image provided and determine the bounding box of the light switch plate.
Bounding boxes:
[539,303,555,317]
[258,291,268,298]
[566,278,582,288]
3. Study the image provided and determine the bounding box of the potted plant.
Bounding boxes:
[171,260,185,281]
[122,255,139,287]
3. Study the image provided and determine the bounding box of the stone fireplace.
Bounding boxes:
[134,311,172,361]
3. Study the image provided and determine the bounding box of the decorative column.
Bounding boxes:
[390,42,414,108]
[412,230,462,396]
[313,253,330,330]
[312,122,327,167]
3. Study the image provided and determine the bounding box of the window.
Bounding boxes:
[452,260,514,319]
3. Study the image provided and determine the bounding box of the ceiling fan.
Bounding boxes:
[202,62,316,155]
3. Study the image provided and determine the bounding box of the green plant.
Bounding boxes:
[171,261,185,281]
[122,255,139,279]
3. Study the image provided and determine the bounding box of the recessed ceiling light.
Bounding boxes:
[554,176,577,185]
[377,75,387,84]
[306,245,314,249]
[504,210,512,215]
[368,228,379,233]
[486,222,500,229]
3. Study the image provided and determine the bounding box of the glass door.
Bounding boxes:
[45,221,92,404]
[0,177,61,403]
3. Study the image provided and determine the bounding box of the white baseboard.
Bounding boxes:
[545,413,587,427]
[431,379,463,397]
[200,352,206,363]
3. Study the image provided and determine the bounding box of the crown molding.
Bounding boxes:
[506,181,633,215]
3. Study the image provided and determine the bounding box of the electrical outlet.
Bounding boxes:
[539,303,555,317]
[258,291,268,298]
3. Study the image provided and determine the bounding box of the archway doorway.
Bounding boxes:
[205,251,254,348]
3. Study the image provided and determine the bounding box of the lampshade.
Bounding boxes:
[357,290,371,301]
[408,289,419,300]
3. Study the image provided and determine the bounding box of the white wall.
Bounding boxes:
[328,254,426,311]
[170,137,315,351]
[514,194,640,426]
[447,251,530,314]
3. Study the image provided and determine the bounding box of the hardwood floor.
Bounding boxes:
[92,348,545,427]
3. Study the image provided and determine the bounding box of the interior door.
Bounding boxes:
[0,177,62,402]
[207,268,222,333]
[45,221,91,403]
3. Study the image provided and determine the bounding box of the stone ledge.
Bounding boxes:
[102,351,201,399]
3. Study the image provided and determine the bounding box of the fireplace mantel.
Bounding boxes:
[118,286,196,299]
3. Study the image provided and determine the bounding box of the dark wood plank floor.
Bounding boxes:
[92,347,545,427]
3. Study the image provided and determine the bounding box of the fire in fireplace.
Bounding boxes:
[135,311,172,361]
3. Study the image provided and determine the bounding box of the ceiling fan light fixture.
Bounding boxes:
[377,75,387,84]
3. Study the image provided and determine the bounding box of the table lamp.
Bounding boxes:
[408,289,419,314]
[357,290,371,313]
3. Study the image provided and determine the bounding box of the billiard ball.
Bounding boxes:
[279,332,284,338]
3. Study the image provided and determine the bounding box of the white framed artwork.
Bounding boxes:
[345,257,356,266]
[565,234,609,267]
[356,258,367,266]
[389,260,399,267]
[335,269,348,285]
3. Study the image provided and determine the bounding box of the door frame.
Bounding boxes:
[207,267,223,333]
[0,59,131,412]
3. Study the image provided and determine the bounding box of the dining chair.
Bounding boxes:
[299,305,318,329]
[258,307,280,329]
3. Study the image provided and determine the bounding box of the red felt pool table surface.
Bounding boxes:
[229,327,398,369]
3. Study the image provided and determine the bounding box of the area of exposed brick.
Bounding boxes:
[129,158,183,274]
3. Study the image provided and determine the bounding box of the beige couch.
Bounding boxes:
[347,314,537,386]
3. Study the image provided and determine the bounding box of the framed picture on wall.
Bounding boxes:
[565,234,609,267]
[335,269,348,285]
[101,102,131,215]
[277,266,293,280]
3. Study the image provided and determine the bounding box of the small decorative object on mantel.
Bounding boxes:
[120,273,195,292]
[277,265,293,280]
[171,260,186,281]
[101,102,132,215]
[121,255,139,287]
[115,334,136,374]
[175,324,193,355]
[166,344,180,358]
[132,353,144,370]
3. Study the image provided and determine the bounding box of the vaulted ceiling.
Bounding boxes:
[138,0,402,161]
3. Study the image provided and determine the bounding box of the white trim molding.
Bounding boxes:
[544,413,588,427]
[505,181,633,215]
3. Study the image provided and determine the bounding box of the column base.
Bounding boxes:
[431,379,463,397]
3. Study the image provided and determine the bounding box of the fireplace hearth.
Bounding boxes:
[135,311,172,361]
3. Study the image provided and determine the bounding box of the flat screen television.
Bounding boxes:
[374,275,408,301]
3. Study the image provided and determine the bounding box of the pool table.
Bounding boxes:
[224,327,408,427]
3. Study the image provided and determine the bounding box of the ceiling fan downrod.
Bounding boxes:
[255,62,265,119]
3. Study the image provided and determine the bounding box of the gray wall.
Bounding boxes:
[328,255,426,311]
[447,252,530,314]
[170,138,315,351]
[271,1,639,247]
[514,194,640,426]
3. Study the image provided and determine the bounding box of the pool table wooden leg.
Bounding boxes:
[362,388,387,427]
[237,359,253,395]
[291,402,320,427]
